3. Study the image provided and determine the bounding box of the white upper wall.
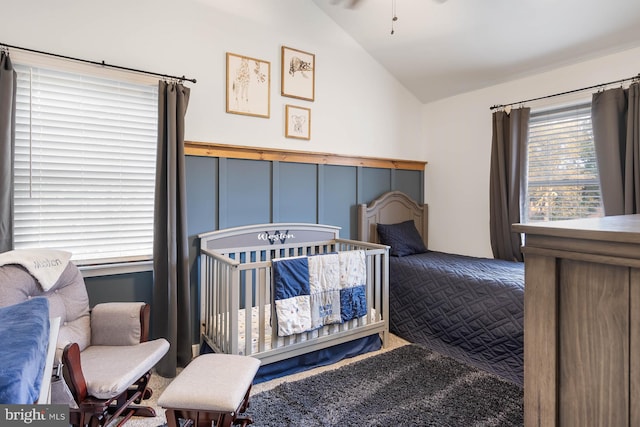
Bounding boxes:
[0,0,423,160]
[423,45,640,257]
[7,0,638,258]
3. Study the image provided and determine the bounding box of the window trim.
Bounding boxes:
[79,259,152,278]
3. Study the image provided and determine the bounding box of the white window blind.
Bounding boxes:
[13,64,158,264]
[526,103,603,222]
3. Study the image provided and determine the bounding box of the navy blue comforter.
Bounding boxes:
[389,251,524,385]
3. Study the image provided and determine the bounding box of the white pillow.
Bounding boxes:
[0,249,72,291]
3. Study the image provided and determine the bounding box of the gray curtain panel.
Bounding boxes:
[592,87,627,215]
[152,81,192,377]
[489,107,529,262]
[592,83,640,215]
[0,52,16,253]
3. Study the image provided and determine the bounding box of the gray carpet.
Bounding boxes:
[245,344,523,427]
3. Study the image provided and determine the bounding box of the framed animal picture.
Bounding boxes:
[226,52,270,118]
[281,46,315,101]
[285,105,311,140]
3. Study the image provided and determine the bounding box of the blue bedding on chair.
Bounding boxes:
[0,298,50,404]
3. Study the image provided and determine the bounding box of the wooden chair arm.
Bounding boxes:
[62,343,87,404]
[139,303,150,343]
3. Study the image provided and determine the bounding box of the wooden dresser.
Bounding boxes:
[513,215,640,427]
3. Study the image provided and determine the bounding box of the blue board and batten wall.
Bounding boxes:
[186,156,424,238]
[85,144,426,345]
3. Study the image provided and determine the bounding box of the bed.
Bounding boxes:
[198,223,389,381]
[358,191,524,386]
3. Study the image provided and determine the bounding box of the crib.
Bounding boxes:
[198,223,389,367]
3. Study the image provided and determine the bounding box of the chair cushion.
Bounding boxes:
[80,339,170,399]
[158,354,261,412]
[91,302,145,346]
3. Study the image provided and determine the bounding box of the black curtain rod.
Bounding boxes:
[489,72,640,111]
[0,42,197,84]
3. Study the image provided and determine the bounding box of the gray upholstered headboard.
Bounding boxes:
[357,191,428,248]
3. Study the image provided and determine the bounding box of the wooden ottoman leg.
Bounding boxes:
[239,386,252,413]
[233,415,254,426]
[164,409,181,427]
[234,386,254,426]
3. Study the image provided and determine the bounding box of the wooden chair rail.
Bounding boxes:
[184,141,427,171]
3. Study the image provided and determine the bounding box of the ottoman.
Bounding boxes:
[158,354,261,427]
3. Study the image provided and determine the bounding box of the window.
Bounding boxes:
[13,63,158,265]
[525,103,603,222]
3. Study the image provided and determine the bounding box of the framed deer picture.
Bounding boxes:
[285,105,311,140]
[281,46,315,101]
[226,52,270,118]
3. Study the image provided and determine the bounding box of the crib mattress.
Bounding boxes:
[214,305,376,356]
[238,305,271,354]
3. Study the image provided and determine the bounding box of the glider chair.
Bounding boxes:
[0,249,170,427]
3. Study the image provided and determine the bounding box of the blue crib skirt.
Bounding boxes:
[201,334,382,384]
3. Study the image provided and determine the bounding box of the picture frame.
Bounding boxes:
[226,52,270,118]
[285,105,311,140]
[281,46,315,101]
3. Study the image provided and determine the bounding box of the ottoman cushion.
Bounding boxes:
[158,354,261,413]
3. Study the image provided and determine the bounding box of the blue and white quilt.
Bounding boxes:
[273,250,367,336]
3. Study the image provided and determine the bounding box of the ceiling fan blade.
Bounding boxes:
[328,0,365,9]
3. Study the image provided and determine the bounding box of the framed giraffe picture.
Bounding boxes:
[226,52,271,118]
[281,46,315,101]
[285,105,311,140]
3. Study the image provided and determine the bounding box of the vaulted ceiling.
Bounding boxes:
[311,0,640,103]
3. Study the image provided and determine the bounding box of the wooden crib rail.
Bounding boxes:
[198,223,389,366]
